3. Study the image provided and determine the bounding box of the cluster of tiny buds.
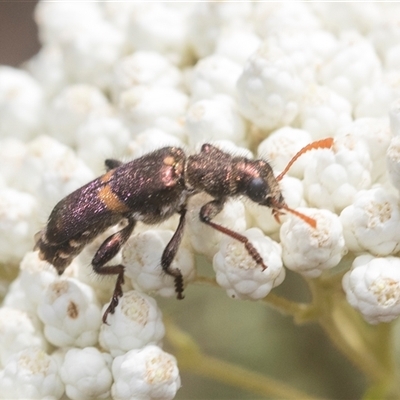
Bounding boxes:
[1,2,400,399]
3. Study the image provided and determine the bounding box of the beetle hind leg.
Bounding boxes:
[91,216,136,323]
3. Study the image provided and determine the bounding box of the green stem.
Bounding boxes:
[308,277,399,395]
[165,320,322,400]
[261,292,318,322]
[193,268,400,396]
[194,275,218,287]
[195,275,321,322]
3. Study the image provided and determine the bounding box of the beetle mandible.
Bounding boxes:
[35,138,333,322]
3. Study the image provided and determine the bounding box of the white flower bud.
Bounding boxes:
[387,134,400,191]
[258,29,338,84]
[126,3,190,66]
[189,2,253,58]
[0,348,64,400]
[76,115,130,174]
[254,2,320,38]
[311,3,382,34]
[303,135,372,213]
[46,84,111,147]
[257,127,312,179]
[337,118,391,183]
[18,135,94,208]
[237,42,305,131]
[186,95,247,148]
[213,228,284,300]
[340,187,400,256]
[125,128,184,160]
[24,45,66,98]
[298,84,352,139]
[319,32,382,107]
[60,21,125,90]
[118,85,188,140]
[343,255,400,324]
[215,27,261,66]
[99,290,165,357]
[389,98,400,137]
[368,12,400,60]
[35,1,103,45]
[0,187,38,264]
[111,51,183,102]
[3,251,58,313]
[354,72,400,119]
[281,208,347,278]
[187,55,242,102]
[0,307,48,367]
[37,278,102,347]
[112,345,181,400]
[123,229,195,297]
[0,66,44,140]
[0,138,27,185]
[60,347,113,400]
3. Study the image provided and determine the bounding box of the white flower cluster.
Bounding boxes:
[1,252,180,399]
[2,1,400,398]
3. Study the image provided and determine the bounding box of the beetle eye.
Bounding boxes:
[247,177,268,203]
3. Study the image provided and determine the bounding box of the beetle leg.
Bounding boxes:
[161,208,187,299]
[199,199,268,270]
[91,216,136,323]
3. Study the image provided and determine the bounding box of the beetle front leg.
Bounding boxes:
[91,216,136,323]
[200,199,268,270]
[161,208,187,299]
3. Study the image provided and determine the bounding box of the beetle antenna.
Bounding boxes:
[281,204,316,228]
[270,199,317,228]
[276,138,334,182]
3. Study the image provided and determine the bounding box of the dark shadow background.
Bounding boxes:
[0,1,40,67]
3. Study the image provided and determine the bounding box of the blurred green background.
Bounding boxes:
[160,257,365,399]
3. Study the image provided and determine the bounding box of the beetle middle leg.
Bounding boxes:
[199,199,268,270]
[161,208,187,299]
[92,216,136,323]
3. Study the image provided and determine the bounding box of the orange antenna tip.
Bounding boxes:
[281,204,317,228]
[277,137,334,181]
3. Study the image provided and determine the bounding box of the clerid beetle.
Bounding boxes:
[35,138,333,322]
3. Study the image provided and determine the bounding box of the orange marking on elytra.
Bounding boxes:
[101,170,115,183]
[163,156,176,166]
[98,185,130,213]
